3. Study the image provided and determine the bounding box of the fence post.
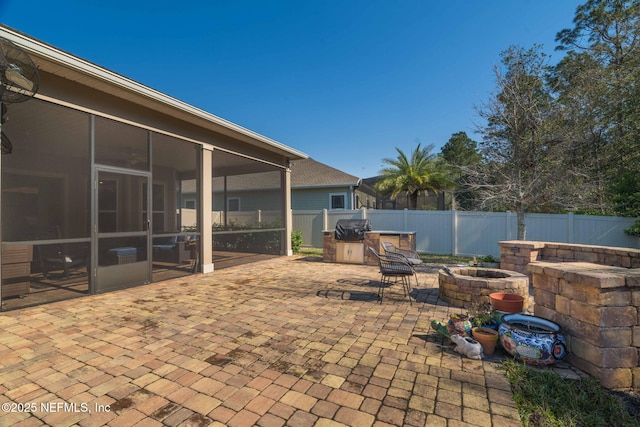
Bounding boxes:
[257,209,262,224]
[322,209,328,232]
[506,211,514,240]
[451,209,457,255]
[403,208,408,230]
[361,207,367,220]
[567,212,574,243]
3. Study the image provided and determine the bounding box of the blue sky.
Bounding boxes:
[1,0,583,178]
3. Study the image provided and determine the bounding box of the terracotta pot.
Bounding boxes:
[472,327,499,355]
[490,292,524,313]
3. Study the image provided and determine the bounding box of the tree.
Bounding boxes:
[550,51,613,214]
[375,143,452,210]
[467,45,581,240]
[440,131,482,210]
[555,0,640,216]
[440,131,483,167]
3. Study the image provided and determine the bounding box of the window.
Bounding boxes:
[184,199,196,209]
[227,198,240,212]
[330,193,347,210]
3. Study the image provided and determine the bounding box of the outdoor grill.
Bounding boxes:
[334,219,372,241]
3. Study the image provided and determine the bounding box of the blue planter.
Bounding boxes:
[499,314,566,366]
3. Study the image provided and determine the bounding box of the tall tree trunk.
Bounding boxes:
[410,192,418,210]
[517,205,526,240]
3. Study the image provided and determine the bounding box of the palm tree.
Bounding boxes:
[375,144,452,210]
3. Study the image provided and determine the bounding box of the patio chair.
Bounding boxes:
[381,241,423,267]
[35,226,86,279]
[381,241,422,287]
[368,247,414,305]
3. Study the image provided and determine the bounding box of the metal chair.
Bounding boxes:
[381,241,422,287]
[368,247,414,305]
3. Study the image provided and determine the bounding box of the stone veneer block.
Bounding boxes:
[562,315,632,348]
[438,267,529,309]
[533,305,557,323]
[531,273,559,293]
[559,281,631,306]
[571,336,638,368]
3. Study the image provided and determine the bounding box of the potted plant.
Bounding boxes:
[446,313,473,337]
[467,302,497,330]
[472,326,499,355]
[478,255,499,268]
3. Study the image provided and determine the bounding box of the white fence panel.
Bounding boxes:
[326,210,362,230]
[291,209,639,255]
[293,210,324,247]
[367,210,405,231]
[406,210,453,255]
[456,212,509,257]
[526,214,571,242]
[573,215,638,247]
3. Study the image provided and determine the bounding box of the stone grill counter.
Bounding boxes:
[323,230,416,265]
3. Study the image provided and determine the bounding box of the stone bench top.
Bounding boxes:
[528,261,640,288]
[499,240,640,256]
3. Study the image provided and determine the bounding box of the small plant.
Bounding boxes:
[291,230,303,254]
[467,301,495,327]
[624,219,640,237]
[479,254,497,263]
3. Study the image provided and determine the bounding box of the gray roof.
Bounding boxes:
[181,158,362,193]
[290,158,360,188]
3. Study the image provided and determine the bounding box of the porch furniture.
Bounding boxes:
[152,235,194,264]
[381,241,422,287]
[1,245,32,298]
[35,226,86,279]
[368,246,414,305]
[108,247,138,264]
[381,241,422,266]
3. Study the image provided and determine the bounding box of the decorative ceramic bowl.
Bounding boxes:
[499,314,566,365]
[447,315,472,337]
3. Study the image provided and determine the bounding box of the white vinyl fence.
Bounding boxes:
[292,209,639,257]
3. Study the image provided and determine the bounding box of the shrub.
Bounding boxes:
[291,230,303,253]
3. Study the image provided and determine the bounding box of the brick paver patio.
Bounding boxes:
[0,256,522,426]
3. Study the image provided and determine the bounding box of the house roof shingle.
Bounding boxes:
[290,158,360,188]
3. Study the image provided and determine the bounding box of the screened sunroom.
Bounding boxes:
[0,26,306,310]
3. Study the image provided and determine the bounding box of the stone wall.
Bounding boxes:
[529,261,640,390]
[499,241,640,279]
[497,240,640,390]
[438,268,529,310]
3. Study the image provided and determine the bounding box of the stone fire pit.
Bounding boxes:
[438,267,529,309]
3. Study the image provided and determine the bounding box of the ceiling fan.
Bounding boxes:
[1,35,40,154]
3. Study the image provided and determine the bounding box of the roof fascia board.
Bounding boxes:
[293,183,359,190]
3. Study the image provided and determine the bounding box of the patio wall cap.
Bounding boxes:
[528,261,635,288]
[498,240,546,249]
[443,267,527,279]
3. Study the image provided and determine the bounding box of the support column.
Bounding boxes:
[200,145,214,273]
[283,167,293,256]
[280,168,293,256]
